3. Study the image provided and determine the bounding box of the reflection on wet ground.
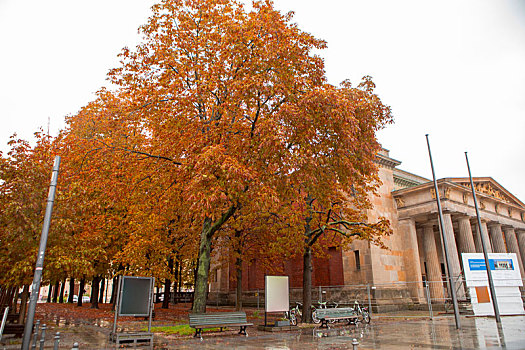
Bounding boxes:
[167,316,525,350]
[2,315,525,349]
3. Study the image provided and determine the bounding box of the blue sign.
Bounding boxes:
[469,259,487,271]
[468,259,514,271]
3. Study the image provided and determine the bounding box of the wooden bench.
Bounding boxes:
[6,313,20,323]
[314,308,357,328]
[2,324,25,337]
[189,311,253,339]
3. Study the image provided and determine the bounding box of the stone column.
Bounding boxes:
[503,227,525,279]
[422,223,444,302]
[399,218,425,302]
[457,216,476,254]
[516,230,525,276]
[442,213,465,299]
[475,221,492,253]
[488,223,506,253]
[473,222,483,253]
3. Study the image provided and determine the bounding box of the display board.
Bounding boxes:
[463,253,522,287]
[265,276,289,313]
[118,276,154,316]
[462,253,524,316]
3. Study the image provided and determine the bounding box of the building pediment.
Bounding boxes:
[447,177,525,209]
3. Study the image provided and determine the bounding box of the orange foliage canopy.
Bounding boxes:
[0,0,393,313]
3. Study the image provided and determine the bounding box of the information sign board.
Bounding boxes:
[118,276,154,317]
[265,276,289,313]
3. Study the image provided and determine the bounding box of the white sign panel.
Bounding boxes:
[265,276,289,313]
[462,253,522,287]
[462,253,524,316]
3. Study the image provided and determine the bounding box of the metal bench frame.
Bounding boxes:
[315,307,358,328]
[189,311,253,339]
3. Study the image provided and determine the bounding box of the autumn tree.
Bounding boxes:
[68,0,394,315]
[77,0,328,313]
[0,132,58,317]
[269,80,393,322]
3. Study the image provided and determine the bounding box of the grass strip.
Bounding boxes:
[146,324,221,336]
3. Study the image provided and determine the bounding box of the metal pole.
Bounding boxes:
[465,152,501,323]
[367,285,372,319]
[425,282,433,319]
[148,278,154,332]
[425,135,461,329]
[0,307,8,338]
[22,156,61,349]
[112,276,122,337]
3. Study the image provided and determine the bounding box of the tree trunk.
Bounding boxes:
[67,278,75,303]
[235,255,243,311]
[192,206,237,313]
[59,279,66,303]
[99,278,105,304]
[163,258,173,309]
[18,285,29,324]
[174,259,180,301]
[91,275,100,308]
[162,280,171,309]
[52,280,59,302]
[46,284,52,303]
[178,261,183,292]
[192,218,214,313]
[302,246,313,323]
[78,277,85,306]
[110,276,118,306]
[5,287,14,312]
[12,286,19,313]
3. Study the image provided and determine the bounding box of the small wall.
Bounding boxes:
[207,285,423,312]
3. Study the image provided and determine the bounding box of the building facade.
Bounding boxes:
[210,149,525,309]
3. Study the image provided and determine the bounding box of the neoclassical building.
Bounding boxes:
[210,149,525,308]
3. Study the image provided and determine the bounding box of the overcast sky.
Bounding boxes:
[1,0,524,201]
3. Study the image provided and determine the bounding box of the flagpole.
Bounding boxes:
[425,135,461,329]
[465,152,501,323]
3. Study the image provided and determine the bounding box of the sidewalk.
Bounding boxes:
[2,306,524,349]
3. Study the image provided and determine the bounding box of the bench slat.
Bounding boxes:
[189,312,250,328]
[315,307,357,320]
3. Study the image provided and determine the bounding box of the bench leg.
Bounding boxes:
[239,326,248,336]
[194,328,203,340]
[320,320,330,329]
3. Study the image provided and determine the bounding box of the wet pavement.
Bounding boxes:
[2,315,524,349]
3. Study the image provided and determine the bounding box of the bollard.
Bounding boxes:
[352,338,359,350]
[39,324,47,350]
[53,332,60,350]
[31,320,40,350]
[71,342,79,350]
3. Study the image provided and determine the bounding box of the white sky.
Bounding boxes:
[1,0,524,201]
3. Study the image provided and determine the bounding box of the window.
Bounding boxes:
[354,250,361,271]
